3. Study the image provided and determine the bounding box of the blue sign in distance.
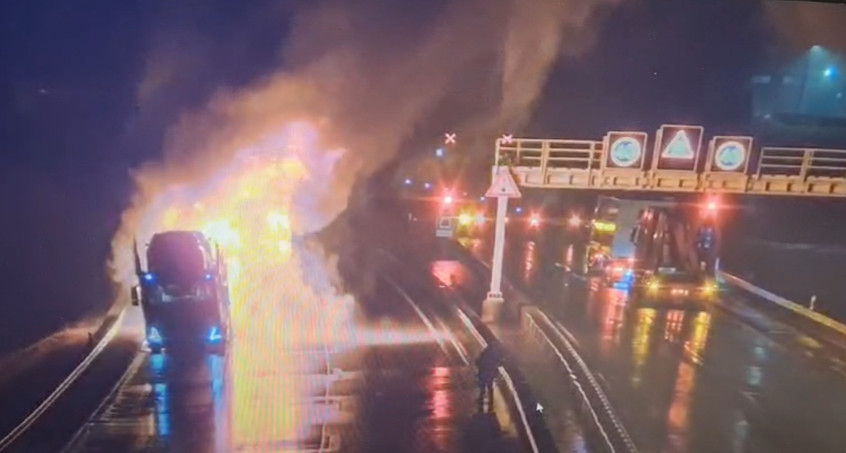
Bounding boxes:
[714,141,746,171]
[610,137,642,167]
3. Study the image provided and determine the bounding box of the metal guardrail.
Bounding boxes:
[496,137,846,196]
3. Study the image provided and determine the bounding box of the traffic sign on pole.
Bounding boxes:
[485,166,522,198]
[483,166,520,323]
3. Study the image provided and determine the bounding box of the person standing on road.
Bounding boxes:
[476,341,505,411]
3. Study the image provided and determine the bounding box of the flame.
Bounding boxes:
[110,122,357,448]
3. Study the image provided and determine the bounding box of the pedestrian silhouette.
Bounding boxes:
[476,341,505,412]
[87,332,94,349]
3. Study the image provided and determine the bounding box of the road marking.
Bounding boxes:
[1,308,129,451]
[377,249,539,453]
[60,351,146,452]
[434,315,470,366]
[384,277,450,357]
[524,312,617,453]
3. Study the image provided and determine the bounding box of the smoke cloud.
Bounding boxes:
[111,0,621,288]
[107,1,623,443]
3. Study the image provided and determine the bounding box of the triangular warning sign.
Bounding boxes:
[661,130,696,159]
[485,167,522,198]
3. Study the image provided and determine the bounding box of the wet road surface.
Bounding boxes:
[434,223,846,453]
[61,275,524,453]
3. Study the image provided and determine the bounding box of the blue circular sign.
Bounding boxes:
[610,137,642,167]
[715,141,746,171]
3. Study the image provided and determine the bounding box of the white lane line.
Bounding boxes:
[384,277,450,357]
[524,313,616,453]
[0,308,129,451]
[60,350,146,453]
[377,250,539,453]
[434,315,470,366]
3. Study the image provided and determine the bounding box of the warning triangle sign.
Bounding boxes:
[485,167,522,198]
[661,130,696,159]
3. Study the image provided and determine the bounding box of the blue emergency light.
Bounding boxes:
[148,327,163,344]
[208,326,223,343]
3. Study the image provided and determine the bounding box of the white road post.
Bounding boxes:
[487,195,508,302]
[482,165,521,323]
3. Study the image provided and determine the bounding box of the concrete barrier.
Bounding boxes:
[521,306,638,453]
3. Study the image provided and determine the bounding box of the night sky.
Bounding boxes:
[1,0,845,350]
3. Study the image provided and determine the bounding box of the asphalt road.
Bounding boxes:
[48,269,524,453]
[444,222,846,453]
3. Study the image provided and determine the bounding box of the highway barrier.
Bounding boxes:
[719,271,846,349]
[522,307,638,453]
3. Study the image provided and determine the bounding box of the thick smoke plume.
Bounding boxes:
[107,0,622,445]
[111,0,620,289]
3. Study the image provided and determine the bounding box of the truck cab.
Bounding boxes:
[628,202,721,305]
[636,267,717,303]
[132,230,231,354]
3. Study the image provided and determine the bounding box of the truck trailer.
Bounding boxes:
[586,196,721,303]
[131,230,232,354]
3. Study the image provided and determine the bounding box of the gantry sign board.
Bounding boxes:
[603,131,648,170]
[706,136,753,173]
[652,125,704,171]
[601,125,709,172]
[496,124,846,196]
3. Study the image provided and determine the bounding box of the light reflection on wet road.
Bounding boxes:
[64,276,523,453]
[449,226,846,453]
